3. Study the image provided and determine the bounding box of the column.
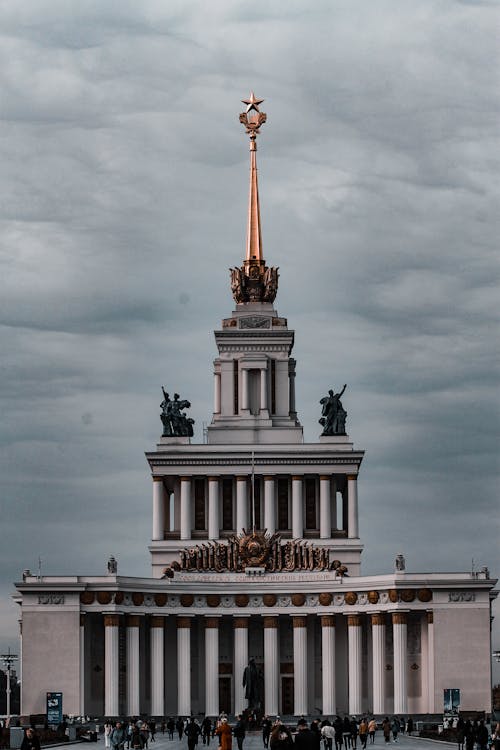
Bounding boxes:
[321,615,336,715]
[347,475,359,538]
[371,613,386,715]
[150,616,165,717]
[264,476,275,533]
[180,477,191,541]
[152,478,166,541]
[289,359,297,416]
[79,615,85,716]
[208,477,220,540]
[205,618,220,716]
[177,617,192,715]
[126,615,140,717]
[292,476,303,538]
[293,616,308,715]
[236,477,249,532]
[264,617,279,715]
[319,476,331,539]
[104,614,120,717]
[347,614,362,715]
[331,476,337,531]
[214,371,221,414]
[392,613,408,713]
[241,368,249,413]
[427,611,435,712]
[260,366,268,413]
[233,618,249,715]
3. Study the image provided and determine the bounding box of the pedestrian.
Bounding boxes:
[350,719,358,750]
[131,726,145,750]
[406,719,413,738]
[150,721,156,743]
[368,720,377,745]
[390,719,400,744]
[491,722,500,750]
[381,719,390,745]
[359,719,368,750]
[262,716,273,748]
[333,718,344,750]
[321,723,335,750]
[105,722,113,749]
[202,717,212,746]
[476,721,488,750]
[270,723,292,750]
[215,717,232,750]
[294,720,317,750]
[342,718,352,750]
[233,716,246,750]
[21,728,41,750]
[141,723,150,750]
[187,718,201,750]
[177,718,185,741]
[111,722,128,750]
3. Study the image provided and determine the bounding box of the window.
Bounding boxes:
[222,477,233,530]
[305,476,317,530]
[278,478,289,530]
[194,478,206,531]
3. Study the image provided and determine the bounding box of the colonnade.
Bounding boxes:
[152,474,359,541]
[91,610,434,718]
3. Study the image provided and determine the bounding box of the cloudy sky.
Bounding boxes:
[1,0,499,680]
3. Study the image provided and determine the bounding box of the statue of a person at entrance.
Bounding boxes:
[242,657,261,709]
[319,384,347,435]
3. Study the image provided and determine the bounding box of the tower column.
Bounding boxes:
[104,614,120,717]
[152,478,166,541]
[427,611,435,712]
[347,475,359,539]
[321,615,336,715]
[293,616,308,715]
[214,371,221,414]
[126,615,141,717]
[236,477,248,532]
[150,616,165,717]
[264,476,275,533]
[319,476,331,539]
[233,618,249,715]
[208,476,220,540]
[263,617,279,715]
[79,615,85,716]
[371,613,386,715]
[347,614,362,715]
[392,612,408,713]
[205,618,220,717]
[289,360,297,416]
[331,476,337,530]
[177,617,192,716]
[241,367,250,413]
[292,476,303,538]
[260,366,268,413]
[180,477,191,541]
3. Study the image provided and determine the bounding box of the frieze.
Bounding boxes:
[150,457,361,467]
[449,591,475,602]
[239,316,271,329]
[38,594,65,605]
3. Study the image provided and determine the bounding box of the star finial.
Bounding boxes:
[242,91,264,113]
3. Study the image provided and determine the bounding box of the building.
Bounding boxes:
[14,94,497,720]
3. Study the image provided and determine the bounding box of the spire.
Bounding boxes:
[230,93,279,305]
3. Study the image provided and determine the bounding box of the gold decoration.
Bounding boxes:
[263,617,279,629]
[345,591,358,606]
[150,616,165,628]
[180,594,194,607]
[347,615,362,627]
[263,594,277,607]
[114,592,124,605]
[292,616,307,628]
[132,592,144,606]
[235,594,249,607]
[104,614,120,627]
[418,588,433,602]
[392,613,407,625]
[80,591,94,605]
[96,591,112,605]
[126,615,141,627]
[233,618,249,629]
[177,617,192,629]
[320,615,335,628]
[206,594,221,607]
[319,592,333,606]
[400,589,416,603]
[291,593,306,607]
[388,589,399,603]
[154,593,167,607]
[368,591,380,604]
[204,617,220,629]
[371,613,385,626]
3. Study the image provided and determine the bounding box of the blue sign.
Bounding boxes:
[443,688,460,715]
[46,692,63,725]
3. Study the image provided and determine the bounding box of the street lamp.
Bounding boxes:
[1,648,19,722]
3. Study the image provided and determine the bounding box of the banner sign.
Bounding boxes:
[46,692,63,725]
[444,688,460,715]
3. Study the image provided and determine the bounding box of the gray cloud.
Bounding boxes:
[0,0,499,680]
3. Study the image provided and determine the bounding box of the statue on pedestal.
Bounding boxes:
[160,388,194,437]
[243,657,262,709]
[319,384,347,435]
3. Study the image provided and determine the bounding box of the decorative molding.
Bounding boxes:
[371,613,385,626]
[291,593,305,607]
[320,615,335,628]
[38,593,65,605]
[292,616,307,628]
[388,589,399,603]
[80,591,95,605]
[96,591,112,605]
[104,614,120,627]
[318,592,332,606]
[368,591,379,604]
[204,617,220,629]
[392,612,408,625]
[344,591,358,606]
[180,594,194,607]
[154,593,167,607]
[126,615,141,627]
[347,614,362,627]
[150,616,165,628]
[149,457,361,467]
[449,591,475,602]
[263,617,279,629]
[400,589,416,603]
[417,588,433,602]
[263,594,277,607]
[235,594,249,607]
[177,616,192,628]
[233,618,249,629]
[207,594,221,607]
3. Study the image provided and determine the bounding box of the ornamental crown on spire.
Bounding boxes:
[230,93,279,304]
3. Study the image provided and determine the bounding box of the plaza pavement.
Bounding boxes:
[91,731,454,750]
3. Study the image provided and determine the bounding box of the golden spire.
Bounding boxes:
[230,93,278,305]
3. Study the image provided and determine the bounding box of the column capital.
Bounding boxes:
[263,616,279,629]
[371,613,385,626]
[292,615,307,628]
[177,616,193,629]
[320,615,335,628]
[319,475,331,481]
[347,614,362,627]
[152,476,164,482]
[204,617,220,629]
[104,614,120,627]
[291,475,302,482]
[346,474,358,481]
[150,615,165,628]
[180,476,191,482]
[427,611,434,624]
[263,475,275,481]
[126,615,141,628]
[392,612,408,625]
[233,617,249,629]
[207,476,219,482]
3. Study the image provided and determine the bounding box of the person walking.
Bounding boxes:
[368,720,377,745]
[202,717,212,746]
[21,728,41,750]
[322,723,336,750]
[167,719,175,741]
[215,717,232,750]
[406,719,413,738]
[111,722,128,750]
[233,716,246,750]
[270,723,292,750]
[130,725,145,750]
[187,718,201,750]
[177,718,185,741]
[342,718,352,750]
[333,718,344,750]
[390,719,400,744]
[262,717,273,749]
[149,721,156,743]
[359,719,368,750]
[294,720,317,750]
[381,719,391,745]
[105,723,113,749]
[476,721,488,750]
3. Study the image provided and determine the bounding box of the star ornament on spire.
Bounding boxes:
[239,91,267,135]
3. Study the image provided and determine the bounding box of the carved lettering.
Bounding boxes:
[37,594,65,605]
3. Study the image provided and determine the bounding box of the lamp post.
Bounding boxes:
[1,648,19,722]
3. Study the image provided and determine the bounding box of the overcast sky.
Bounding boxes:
[1,0,499,681]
